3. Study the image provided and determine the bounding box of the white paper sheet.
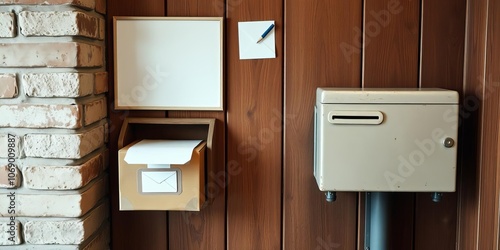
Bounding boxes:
[124,139,202,166]
[238,20,276,60]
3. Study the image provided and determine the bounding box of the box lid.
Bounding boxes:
[317,88,459,104]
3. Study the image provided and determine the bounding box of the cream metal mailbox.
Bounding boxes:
[314,88,459,197]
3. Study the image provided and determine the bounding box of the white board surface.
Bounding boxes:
[114,17,223,110]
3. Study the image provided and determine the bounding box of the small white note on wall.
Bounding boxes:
[238,20,276,60]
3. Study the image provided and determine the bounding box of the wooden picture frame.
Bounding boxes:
[113,17,224,110]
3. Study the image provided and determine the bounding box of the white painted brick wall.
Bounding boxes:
[23,73,94,98]
[24,152,104,190]
[0,165,21,188]
[20,11,99,39]
[0,0,95,9]
[0,1,108,247]
[0,74,17,99]
[0,219,110,249]
[0,104,82,129]
[0,12,15,38]
[24,125,104,159]
[0,42,103,68]
[0,220,21,245]
[0,175,107,217]
[24,201,108,244]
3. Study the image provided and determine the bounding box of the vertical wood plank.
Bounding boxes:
[416,0,466,249]
[165,1,226,250]
[477,0,500,247]
[107,1,168,249]
[167,0,225,16]
[414,195,457,250]
[166,113,225,250]
[386,194,415,249]
[363,0,420,249]
[283,1,361,249]
[226,0,283,249]
[363,0,420,87]
[419,0,466,91]
[458,0,489,248]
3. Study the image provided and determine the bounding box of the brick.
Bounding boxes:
[20,10,99,39]
[0,12,15,38]
[0,224,109,248]
[103,122,108,143]
[0,104,82,129]
[98,17,105,40]
[94,72,107,94]
[0,74,17,98]
[24,125,104,159]
[0,165,21,188]
[24,201,108,244]
[95,0,105,14]
[84,97,106,125]
[0,0,95,10]
[23,72,93,98]
[0,175,107,217]
[0,42,103,68]
[0,134,22,159]
[24,153,104,190]
[0,220,22,245]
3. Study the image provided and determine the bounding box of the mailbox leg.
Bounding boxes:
[365,192,389,250]
[431,192,443,202]
[325,191,336,202]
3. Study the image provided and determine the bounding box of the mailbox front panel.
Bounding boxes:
[314,102,458,192]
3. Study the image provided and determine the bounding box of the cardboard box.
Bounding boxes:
[119,140,206,211]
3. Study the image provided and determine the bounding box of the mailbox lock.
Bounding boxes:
[444,138,455,148]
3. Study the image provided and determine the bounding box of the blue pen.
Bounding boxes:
[257,23,275,43]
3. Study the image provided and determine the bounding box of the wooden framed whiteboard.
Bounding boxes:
[113,17,223,110]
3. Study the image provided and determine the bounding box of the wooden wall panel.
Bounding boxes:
[167,0,224,16]
[225,0,284,249]
[458,0,489,249]
[415,0,466,249]
[363,0,420,249]
[107,1,168,250]
[167,112,225,250]
[477,0,500,247]
[419,0,466,90]
[363,0,420,87]
[166,1,226,250]
[105,0,500,249]
[283,1,361,249]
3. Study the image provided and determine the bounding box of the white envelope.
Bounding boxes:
[139,169,180,193]
[238,21,276,60]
